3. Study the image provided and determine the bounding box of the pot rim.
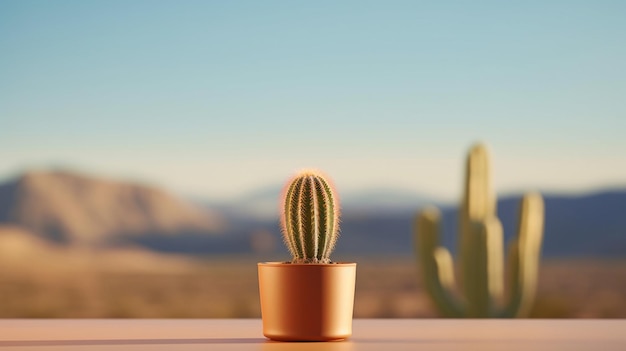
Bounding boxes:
[258,261,356,267]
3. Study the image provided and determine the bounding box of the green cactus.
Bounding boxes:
[280,170,340,264]
[415,143,545,317]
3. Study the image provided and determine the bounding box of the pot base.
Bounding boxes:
[263,332,349,342]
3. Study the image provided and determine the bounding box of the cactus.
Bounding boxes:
[280,170,340,264]
[415,143,545,317]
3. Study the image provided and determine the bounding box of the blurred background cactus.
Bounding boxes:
[280,170,340,264]
[415,143,545,317]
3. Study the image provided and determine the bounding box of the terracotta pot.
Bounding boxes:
[257,262,356,341]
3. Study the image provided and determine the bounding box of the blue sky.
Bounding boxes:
[1,0,625,200]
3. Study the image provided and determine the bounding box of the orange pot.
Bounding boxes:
[257,262,356,341]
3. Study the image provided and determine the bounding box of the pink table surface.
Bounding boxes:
[0,319,624,350]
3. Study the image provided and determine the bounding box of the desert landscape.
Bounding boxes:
[1,247,624,318]
[3,0,625,332]
[0,170,624,319]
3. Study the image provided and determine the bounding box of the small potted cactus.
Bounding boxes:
[257,170,356,341]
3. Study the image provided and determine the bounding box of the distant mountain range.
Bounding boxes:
[0,170,223,248]
[0,170,624,258]
[334,190,626,258]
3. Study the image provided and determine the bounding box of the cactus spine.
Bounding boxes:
[415,144,545,317]
[280,170,340,264]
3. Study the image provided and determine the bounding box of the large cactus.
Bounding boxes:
[415,144,544,317]
[280,170,340,264]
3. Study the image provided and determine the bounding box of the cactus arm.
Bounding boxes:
[500,192,545,317]
[465,218,504,317]
[498,240,521,318]
[416,207,465,317]
[462,143,496,222]
[459,143,499,315]
[486,218,505,310]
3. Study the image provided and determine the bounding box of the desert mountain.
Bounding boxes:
[333,190,626,257]
[0,170,223,247]
[1,169,623,258]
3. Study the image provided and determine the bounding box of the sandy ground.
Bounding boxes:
[1,252,624,318]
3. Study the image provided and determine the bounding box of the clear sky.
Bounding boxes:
[1,0,625,201]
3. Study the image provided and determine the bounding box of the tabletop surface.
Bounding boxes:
[0,319,625,350]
